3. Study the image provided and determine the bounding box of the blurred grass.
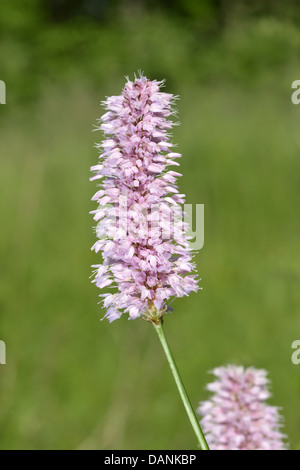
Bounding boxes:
[1,6,300,450]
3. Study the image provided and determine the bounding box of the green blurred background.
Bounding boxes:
[1,0,300,450]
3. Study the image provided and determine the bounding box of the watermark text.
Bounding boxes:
[291,80,300,105]
[0,340,6,365]
[92,198,204,250]
[0,80,6,104]
[291,340,300,365]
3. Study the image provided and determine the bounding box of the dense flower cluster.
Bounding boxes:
[90,75,198,322]
[198,365,287,450]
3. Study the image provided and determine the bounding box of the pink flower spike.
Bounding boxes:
[198,365,288,450]
[90,74,199,322]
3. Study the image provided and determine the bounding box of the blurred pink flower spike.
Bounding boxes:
[198,365,287,450]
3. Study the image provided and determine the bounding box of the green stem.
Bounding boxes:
[153,319,210,450]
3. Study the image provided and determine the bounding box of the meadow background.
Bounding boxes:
[1,0,300,450]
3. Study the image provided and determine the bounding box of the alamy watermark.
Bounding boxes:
[93,198,204,250]
[0,80,6,104]
[0,340,6,365]
[291,340,300,365]
[291,80,300,105]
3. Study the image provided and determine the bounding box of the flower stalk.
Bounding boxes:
[153,318,209,450]
[90,74,209,449]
